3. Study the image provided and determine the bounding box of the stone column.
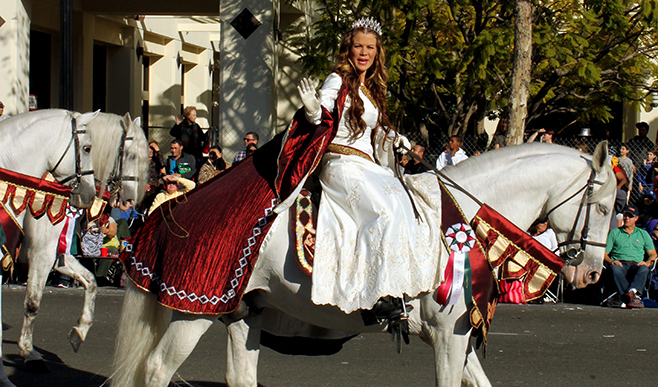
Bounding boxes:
[0,0,31,114]
[219,0,275,162]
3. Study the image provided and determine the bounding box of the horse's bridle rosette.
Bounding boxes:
[445,223,475,253]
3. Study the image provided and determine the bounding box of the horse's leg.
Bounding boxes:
[53,254,97,352]
[143,312,214,387]
[112,281,172,387]
[462,345,491,387]
[17,238,57,371]
[419,294,472,387]
[0,278,17,387]
[224,313,263,387]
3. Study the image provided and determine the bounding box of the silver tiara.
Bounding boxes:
[351,17,382,36]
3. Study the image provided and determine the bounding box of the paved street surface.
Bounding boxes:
[0,286,656,386]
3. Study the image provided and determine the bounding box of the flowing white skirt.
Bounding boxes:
[311,153,445,313]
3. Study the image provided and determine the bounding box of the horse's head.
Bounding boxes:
[108,113,149,207]
[51,111,98,209]
[545,141,616,288]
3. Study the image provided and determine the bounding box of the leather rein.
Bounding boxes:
[49,115,94,195]
[106,121,137,202]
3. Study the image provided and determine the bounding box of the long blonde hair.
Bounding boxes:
[333,28,393,141]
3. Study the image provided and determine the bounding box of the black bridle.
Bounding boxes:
[49,115,94,195]
[106,121,137,202]
[544,168,608,266]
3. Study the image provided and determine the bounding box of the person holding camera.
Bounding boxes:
[198,145,230,184]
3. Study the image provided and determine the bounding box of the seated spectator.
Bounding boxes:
[436,136,468,170]
[233,132,259,164]
[404,144,429,175]
[245,143,258,158]
[198,145,230,184]
[604,205,657,308]
[529,218,558,253]
[148,174,196,216]
[165,139,196,180]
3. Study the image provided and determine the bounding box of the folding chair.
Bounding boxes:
[600,259,658,306]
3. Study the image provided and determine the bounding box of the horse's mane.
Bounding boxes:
[129,119,150,204]
[0,109,78,171]
[449,142,616,205]
[88,113,124,193]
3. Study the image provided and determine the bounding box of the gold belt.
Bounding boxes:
[326,144,374,163]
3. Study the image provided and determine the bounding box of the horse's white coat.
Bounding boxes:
[0,109,103,386]
[15,112,149,366]
[111,142,615,387]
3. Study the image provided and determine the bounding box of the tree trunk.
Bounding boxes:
[506,0,533,145]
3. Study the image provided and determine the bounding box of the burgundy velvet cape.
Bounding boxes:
[121,86,348,315]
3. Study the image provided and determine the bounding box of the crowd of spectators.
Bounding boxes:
[427,119,658,307]
[41,106,658,307]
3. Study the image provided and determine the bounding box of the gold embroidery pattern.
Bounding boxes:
[360,84,377,108]
[327,144,374,163]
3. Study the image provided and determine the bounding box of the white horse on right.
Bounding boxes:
[112,141,616,387]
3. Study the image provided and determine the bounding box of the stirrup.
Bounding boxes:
[361,298,413,330]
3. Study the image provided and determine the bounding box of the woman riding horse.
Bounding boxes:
[293,18,443,317]
[120,18,444,327]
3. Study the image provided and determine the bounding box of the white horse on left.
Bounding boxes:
[0,109,100,387]
[15,112,149,372]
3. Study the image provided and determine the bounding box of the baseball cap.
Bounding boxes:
[622,205,639,217]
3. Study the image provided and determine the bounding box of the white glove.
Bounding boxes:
[394,135,411,154]
[297,78,320,116]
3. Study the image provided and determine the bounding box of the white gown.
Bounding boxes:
[307,73,445,313]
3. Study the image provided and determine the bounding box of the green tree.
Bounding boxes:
[290,0,658,141]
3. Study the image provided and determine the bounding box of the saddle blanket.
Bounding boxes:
[120,134,282,315]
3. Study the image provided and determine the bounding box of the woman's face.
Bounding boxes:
[186,109,197,123]
[349,32,378,79]
[648,151,655,161]
[536,221,548,234]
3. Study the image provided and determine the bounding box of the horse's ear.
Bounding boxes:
[132,116,141,132]
[76,110,100,127]
[119,112,132,134]
[592,141,609,173]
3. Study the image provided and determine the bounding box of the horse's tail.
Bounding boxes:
[111,280,171,387]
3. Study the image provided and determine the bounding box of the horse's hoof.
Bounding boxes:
[68,328,82,352]
[25,359,49,373]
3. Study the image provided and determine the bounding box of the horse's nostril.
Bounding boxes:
[588,271,600,284]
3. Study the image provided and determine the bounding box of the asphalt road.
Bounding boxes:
[0,286,656,386]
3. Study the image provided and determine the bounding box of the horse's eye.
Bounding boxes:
[598,203,609,215]
[83,145,92,153]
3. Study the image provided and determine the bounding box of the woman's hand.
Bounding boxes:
[297,78,320,116]
[175,115,183,125]
[394,135,411,154]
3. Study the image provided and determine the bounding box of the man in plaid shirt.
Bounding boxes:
[232,132,259,164]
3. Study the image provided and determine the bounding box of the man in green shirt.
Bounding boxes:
[604,205,657,308]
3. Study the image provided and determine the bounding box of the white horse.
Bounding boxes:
[0,109,100,387]
[111,142,616,387]
[16,112,149,370]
